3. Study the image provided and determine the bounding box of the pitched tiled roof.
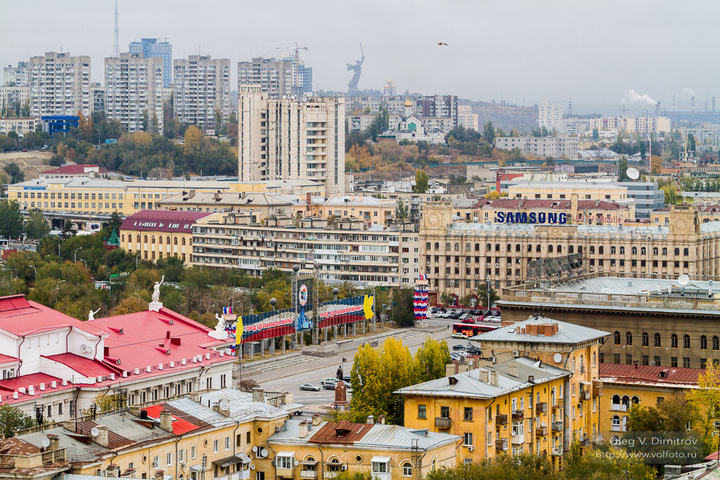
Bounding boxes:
[120,210,213,233]
[308,421,371,444]
[599,363,704,386]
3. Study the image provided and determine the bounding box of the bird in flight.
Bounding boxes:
[437,42,448,46]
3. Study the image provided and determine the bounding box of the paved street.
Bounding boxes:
[242,315,473,413]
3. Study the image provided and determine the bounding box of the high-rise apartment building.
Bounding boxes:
[237,57,311,98]
[416,95,459,127]
[128,38,173,87]
[538,101,564,132]
[458,105,479,131]
[173,55,230,131]
[28,52,91,118]
[238,85,345,195]
[104,53,164,133]
[3,61,28,86]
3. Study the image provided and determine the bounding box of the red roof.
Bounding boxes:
[599,363,704,386]
[0,295,107,337]
[0,373,62,393]
[40,164,105,175]
[0,353,18,365]
[473,198,625,211]
[144,405,203,435]
[42,353,117,378]
[120,210,213,234]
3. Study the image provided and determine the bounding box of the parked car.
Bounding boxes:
[461,318,476,324]
[452,344,467,351]
[300,383,321,391]
[458,313,469,320]
[466,346,482,355]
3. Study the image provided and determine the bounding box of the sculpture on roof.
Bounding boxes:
[88,308,101,321]
[346,43,365,94]
[152,275,165,303]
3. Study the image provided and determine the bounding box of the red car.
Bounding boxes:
[461,318,476,324]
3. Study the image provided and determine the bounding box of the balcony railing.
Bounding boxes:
[580,391,591,401]
[551,447,563,456]
[435,417,452,429]
[495,439,508,451]
[496,414,508,425]
[611,404,628,412]
[551,421,563,432]
[511,434,524,445]
[536,426,548,436]
[535,402,548,413]
[301,470,319,479]
[512,410,524,420]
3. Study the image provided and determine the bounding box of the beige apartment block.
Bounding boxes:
[28,52,91,118]
[105,53,164,133]
[174,55,230,131]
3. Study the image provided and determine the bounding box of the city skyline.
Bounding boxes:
[1,0,719,113]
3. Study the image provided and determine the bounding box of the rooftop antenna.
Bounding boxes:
[113,0,119,57]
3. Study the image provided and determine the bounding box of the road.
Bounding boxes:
[244,315,476,412]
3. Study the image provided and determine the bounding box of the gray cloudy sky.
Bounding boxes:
[1,0,718,112]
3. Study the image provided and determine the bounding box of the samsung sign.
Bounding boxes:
[495,212,568,224]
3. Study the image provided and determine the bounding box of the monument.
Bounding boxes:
[346,44,365,94]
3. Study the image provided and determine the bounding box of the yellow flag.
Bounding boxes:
[363,295,374,320]
[235,317,243,345]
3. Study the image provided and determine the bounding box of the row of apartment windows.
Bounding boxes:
[428,242,691,257]
[25,202,121,210]
[613,332,720,350]
[124,234,186,245]
[606,352,719,369]
[21,191,120,200]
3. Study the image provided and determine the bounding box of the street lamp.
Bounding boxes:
[485,274,491,311]
[74,247,83,263]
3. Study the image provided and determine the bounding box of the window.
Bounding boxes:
[166,453,172,466]
[372,460,389,474]
[464,407,473,421]
[487,431,493,446]
[672,334,678,348]
[684,335,691,348]
[654,333,661,347]
[440,406,450,418]
[626,332,633,345]
[671,357,678,367]
[701,335,707,350]
[277,455,294,470]
[642,332,649,347]
[714,336,719,351]
[213,439,219,453]
[418,405,426,419]
[683,357,691,368]
[614,331,621,345]
[225,436,230,450]
[191,446,196,460]
[463,432,473,446]
[402,463,413,477]
[611,246,616,254]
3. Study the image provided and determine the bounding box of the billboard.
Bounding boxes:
[317,295,374,329]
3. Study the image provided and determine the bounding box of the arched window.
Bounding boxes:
[713,336,719,351]
[598,246,604,255]
[507,244,511,252]
[475,243,480,251]
[536,244,542,253]
[426,242,431,249]
[611,246,616,254]
[684,248,689,256]
[569,245,575,254]
[642,332,649,347]
[662,247,667,255]
[654,333,661,347]
[549,245,554,253]
[166,236,170,245]
[454,243,460,251]
[572,357,576,371]
[684,335,690,348]
[446,243,451,251]
[592,352,596,367]
[590,246,595,254]
[653,247,658,255]
[495,243,500,251]
[612,415,621,428]
[632,247,637,255]
[631,396,640,405]
[174,237,178,245]
[402,462,413,477]
[144,235,148,243]
[641,247,646,255]
[557,245,562,253]
[578,245,583,254]
[158,236,163,245]
[527,244,533,252]
[620,246,625,255]
[516,244,521,252]
[466,243,471,251]
[701,335,707,350]
[675,248,680,256]
[614,331,621,345]
[671,334,678,348]
[434,242,440,250]
[579,355,584,373]
[626,332,633,345]
[182,238,186,246]
[486,243,491,251]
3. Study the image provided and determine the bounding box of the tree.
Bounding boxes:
[688,362,720,455]
[415,337,451,382]
[482,121,496,144]
[651,155,662,175]
[687,133,697,153]
[391,288,415,327]
[564,442,655,480]
[415,169,429,193]
[3,162,24,184]
[0,405,35,438]
[427,454,561,480]
[49,154,65,166]
[109,296,148,315]
[0,200,23,238]
[365,108,389,142]
[617,156,630,181]
[239,379,260,392]
[477,282,499,308]
[395,200,409,219]
[485,191,500,199]
[0,133,19,152]
[24,209,50,239]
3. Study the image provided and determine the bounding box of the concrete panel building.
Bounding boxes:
[129,37,173,87]
[173,55,231,131]
[28,52,91,118]
[495,136,579,159]
[105,53,164,133]
[458,105,478,131]
[238,85,345,196]
[3,61,28,86]
[538,101,563,132]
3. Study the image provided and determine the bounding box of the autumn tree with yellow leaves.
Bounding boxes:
[688,362,720,455]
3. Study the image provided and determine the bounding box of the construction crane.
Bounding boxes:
[294,42,308,96]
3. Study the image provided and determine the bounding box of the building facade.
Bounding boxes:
[0,117,35,138]
[538,101,563,133]
[0,85,31,115]
[129,38,173,87]
[105,53,164,133]
[3,61,28,86]
[237,57,294,98]
[238,85,345,196]
[506,181,628,201]
[28,52,91,119]
[457,105,479,131]
[173,55,231,131]
[495,136,579,160]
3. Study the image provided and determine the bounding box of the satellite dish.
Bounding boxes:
[553,353,563,363]
[626,167,640,180]
[685,196,695,205]
[260,448,268,458]
[219,398,230,410]
[90,427,100,437]
[675,197,685,205]
[294,460,300,467]
[41,437,51,448]
[252,446,259,454]
[678,275,690,286]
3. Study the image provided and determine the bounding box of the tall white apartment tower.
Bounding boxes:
[104,53,164,133]
[538,101,564,133]
[173,55,231,131]
[238,85,345,195]
[28,52,91,118]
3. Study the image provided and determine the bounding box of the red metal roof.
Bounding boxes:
[42,353,116,378]
[40,164,105,175]
[144,405,203,435]
[308,421,372,444]
[473,198,625,211]
[599,363,704,386]
[0,353,18,365]
[0,295,107,337]
[0,373,63,393]
[120,210,213,234]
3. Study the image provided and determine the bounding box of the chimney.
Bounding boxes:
[252,388,265,403]
[478,370,489,383]
[298,421,309,438]
[160,410,174,432]
[47,434,59,451]
[367,415,374,425]
[378,415,385,425]
[508,363,518,377]
[489,371,499,386]
[570,193,579,221]
[528,375,535,383]
[312,414,322,426]
[93,425,109,448]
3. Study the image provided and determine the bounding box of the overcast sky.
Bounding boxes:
[1,0,718,113]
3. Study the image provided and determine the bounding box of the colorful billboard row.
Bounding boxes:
[225,295,374,344]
